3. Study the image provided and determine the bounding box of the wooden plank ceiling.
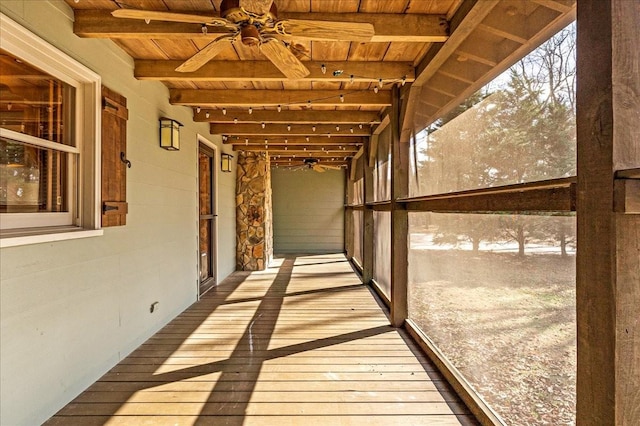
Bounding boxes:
[65,0,575,169]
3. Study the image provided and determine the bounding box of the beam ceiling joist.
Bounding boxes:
[170,89,392,108]
[194,109,381,125]
[233,145,359,153]
[223,136,365,145]
[73,10,449,43]
[212,123,370,136]
[136,61,415,83]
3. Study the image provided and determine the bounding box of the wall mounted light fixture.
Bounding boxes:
[159,117,182,151]
[221,153,233,172]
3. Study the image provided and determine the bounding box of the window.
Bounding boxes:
[0,13,101,245]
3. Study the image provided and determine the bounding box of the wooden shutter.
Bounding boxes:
[101,86,129,227]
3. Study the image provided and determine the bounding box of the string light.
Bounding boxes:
[245,138,249,145]
[248,107,253,114]
[305,136,310,142]
[402,76,407,86]
[340,94,344,103]
[374,86,379,93]
[196,106,201,113]
[201,25,208,35]
[234,117,238,124]
[359,124,363,129]
[350,127,354,133]
[312,126,316,132]
[321,64,327,74]
[378,78,384,88]
[205,112,210,118]
[287,124,291,131]
[222,108,227,115]
[277,105,282,112]
[336,125,340,131]
[333,70,344,76]
[261,122,266,129]
[350,75,354,84]
[144,18,150,24]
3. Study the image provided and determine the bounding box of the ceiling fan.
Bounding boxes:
[291,158,342,173]
[111,0,375,79]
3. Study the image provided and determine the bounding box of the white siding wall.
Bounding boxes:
[271,168,345,254]
[0,2,236,425]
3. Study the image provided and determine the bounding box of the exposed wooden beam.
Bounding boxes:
[73,10,449,43]
[223,136,364,145]
[212,123,371,136]
[400,0,500,141]
[530,0,574,13]
[194,109,381,124]
[170,89,392,107]
[136,60,415,83]
[235,145,358,153]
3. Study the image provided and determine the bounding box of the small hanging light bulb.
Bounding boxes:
[350,75,354,84]
[307,100,312,108]
[378,78,384,88]
[144,18,151,24]
[336,125,340,131]
[340,94,344,103]
[327,133,331,138]
[359,124,363,129]
[205,112,210,118]
[277,105,282,112]
[245,138,249,145]
[248,106,253,114]
[374,86,379,94]
[222,108,227,115]
[305,136,310,142]
[201,24,208,35]
[284,139,288,144]
[234,118,238,124]
[303,147,306,151]
[402,76,407,86]
[312,125,316,132]
[285,146,288,150]
[287,124,291,131]
[350,127,354,133]
[7,103,12,111]
[321,64,327,74]
[196,106,201,113]
[261,122,266,129]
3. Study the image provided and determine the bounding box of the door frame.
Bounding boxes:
[197,134,220,299]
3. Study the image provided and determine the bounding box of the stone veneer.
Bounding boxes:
[236,151,273,270]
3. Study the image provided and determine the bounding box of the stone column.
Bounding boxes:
[236,151,273,270]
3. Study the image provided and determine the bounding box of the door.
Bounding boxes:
[198,143,217,296]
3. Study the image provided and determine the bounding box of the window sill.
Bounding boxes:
[0,228,104,248]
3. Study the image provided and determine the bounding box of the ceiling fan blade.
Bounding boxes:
[277,19,374,42]
[320,164,342,170]
[312,165,326,173]
[176,34,237,73]
[240,0,274,15]
[260,38,310,79]
[112,9,231,27]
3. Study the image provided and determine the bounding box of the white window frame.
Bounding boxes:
[0,13,102,247]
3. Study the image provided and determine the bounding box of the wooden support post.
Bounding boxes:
[576,1,640,424]
[362,138,375,284]
[390,86,409,327]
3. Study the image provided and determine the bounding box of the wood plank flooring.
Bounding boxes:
[45,254,478,426]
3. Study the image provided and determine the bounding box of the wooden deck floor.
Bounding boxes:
[46,254,478,425]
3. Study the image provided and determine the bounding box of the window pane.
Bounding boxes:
[0,49,75,146]
[408,212,576,424]
[352,210,363,266]
[409,24,576,197]
[373,211,391,299]
[0,138,68,213]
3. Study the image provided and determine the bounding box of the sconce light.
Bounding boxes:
[159,117,183,151]
[221,153,233,172]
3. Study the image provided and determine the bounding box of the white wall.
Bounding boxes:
[0,2,236,425]
[271,167,345,254]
